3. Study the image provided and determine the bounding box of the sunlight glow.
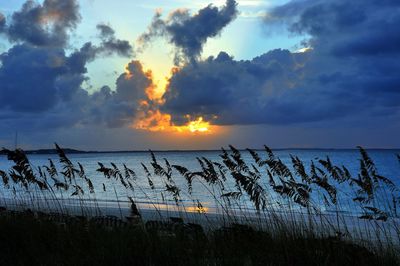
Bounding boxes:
[133,66,216,135]
[186,205,209,213]
[296,47,312,53]
[135,112,214,134]
[187,117,210,133]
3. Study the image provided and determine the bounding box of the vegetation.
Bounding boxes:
[0,144,399,265]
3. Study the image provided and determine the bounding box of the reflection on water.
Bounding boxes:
[0,149,399,216]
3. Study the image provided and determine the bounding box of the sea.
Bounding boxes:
[0,149,399,218]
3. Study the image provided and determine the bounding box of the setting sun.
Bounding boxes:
[132,64,215,135]
[134,112,214,134]
[187,117,210,133]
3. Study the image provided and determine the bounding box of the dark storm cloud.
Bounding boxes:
[266,0,400,57]
[162,0,400,126]
[0,1,145,131]
[138,0,238,64]
[99,39,133,58]
[1,0,80,47]
[0,44,71,112]
[0,41,150,129]
[65,24,133,68]
[96,23,115,38]
[96,23,134,58]
[87,61,151,127]
[0,40,109,114]
[162,50,314,125]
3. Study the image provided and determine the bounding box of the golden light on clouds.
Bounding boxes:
[135,110,173,132]
[134,111,216,134]
[295,47,312,53]
[174,115,216,134]
[124,65,133,80]
[186,117,210,133]
[144,70,165,101]
[132,65,219,135]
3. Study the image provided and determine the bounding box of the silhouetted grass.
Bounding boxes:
[0,144,399,265]
[0,211,397,266]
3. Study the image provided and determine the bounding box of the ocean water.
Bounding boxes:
[0,149,399,216]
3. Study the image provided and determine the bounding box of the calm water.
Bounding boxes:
[0,149,399,215]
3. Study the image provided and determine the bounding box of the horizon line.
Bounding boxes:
[2,146,400,155]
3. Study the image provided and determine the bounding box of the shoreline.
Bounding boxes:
[1,196,398,245]
[1,148,400,156]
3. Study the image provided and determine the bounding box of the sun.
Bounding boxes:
[132,65,216,134]
[187,117,210,133]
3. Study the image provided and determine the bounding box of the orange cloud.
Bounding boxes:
[134,109,216,134]
[135,109,173,132]
[132,65,217,134]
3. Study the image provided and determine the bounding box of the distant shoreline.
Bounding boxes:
[1,147,400,155]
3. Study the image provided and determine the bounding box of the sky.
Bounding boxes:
[0,0,399,150]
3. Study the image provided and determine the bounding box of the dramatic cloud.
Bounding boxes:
[162,0,400,125]
[65,24,134,62]
[267,0,400,56]
[1,0,399,149]
[96,23,115,38]
[138,0,238,64]
[96,23,134,57]
[0,1,144,131]
[87,60,152,127]
[0,44,69,112]
[1,0,80,47]
[162,50,311,125]
[0,42,150,129]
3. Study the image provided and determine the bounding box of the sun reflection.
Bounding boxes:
[139,203,209,214]
[186,205,209,213]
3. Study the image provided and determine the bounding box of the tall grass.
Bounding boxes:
[0,144,399,261]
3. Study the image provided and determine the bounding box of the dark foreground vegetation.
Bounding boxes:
[0,210,397,266]
[0,144,399,265]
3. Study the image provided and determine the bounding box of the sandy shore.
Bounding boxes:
[1,196,398,245]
